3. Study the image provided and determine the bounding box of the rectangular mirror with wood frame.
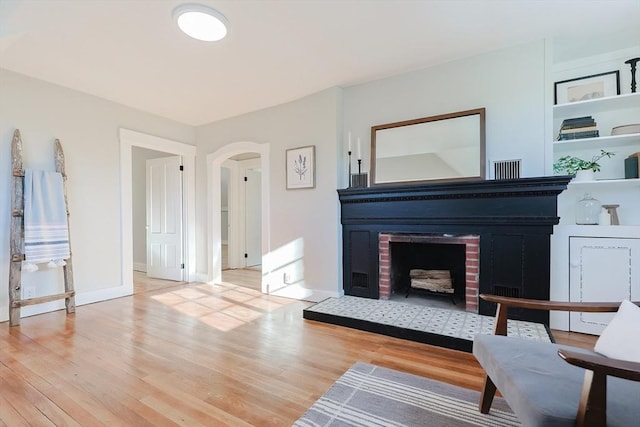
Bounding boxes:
[371,108,486,186]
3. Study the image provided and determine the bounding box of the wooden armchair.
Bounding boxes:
[473,294,640,427]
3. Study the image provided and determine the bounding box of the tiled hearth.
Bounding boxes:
[378,233,480,312]
[303,296,552,352]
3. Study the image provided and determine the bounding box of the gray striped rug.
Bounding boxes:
[294,362,519,427]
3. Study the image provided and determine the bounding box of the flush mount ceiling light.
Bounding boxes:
[173,4,228,42]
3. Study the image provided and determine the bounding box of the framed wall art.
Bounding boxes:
[286,145,315,189]
[554,70,620,105]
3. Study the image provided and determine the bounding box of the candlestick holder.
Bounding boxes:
[348,150,352,187]
[350,159,368,188]
[625,57,640,93]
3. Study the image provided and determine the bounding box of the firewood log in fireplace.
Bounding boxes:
[409,269,454,293]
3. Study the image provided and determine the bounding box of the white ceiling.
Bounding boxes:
[1,0,638,126]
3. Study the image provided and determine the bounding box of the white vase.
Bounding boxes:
[574,170,595,182]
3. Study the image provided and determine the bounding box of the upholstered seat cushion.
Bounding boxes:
[473,334,640,427]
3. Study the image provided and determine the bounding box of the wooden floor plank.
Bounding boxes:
[0,273,597,425]
[0,394,30,427]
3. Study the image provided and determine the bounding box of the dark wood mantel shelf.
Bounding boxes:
[337,176,572,323]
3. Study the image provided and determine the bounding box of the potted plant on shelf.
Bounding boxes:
[553,149,615,181]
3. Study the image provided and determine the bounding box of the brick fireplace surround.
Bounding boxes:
[378,233,480,312]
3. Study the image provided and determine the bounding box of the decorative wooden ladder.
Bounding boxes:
[9,129,76,326]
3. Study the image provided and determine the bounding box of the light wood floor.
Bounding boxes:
[1,276,596,426]
[133,268,262,294]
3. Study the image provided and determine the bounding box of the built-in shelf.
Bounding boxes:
[567,178,640,187]
[554,133,640,152]
[554,224,640,237]
[553,92,640,117]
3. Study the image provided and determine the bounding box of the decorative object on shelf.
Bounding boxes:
[350,136,368,187]
[351,160,368,189]
[574,169,595,181]
[625,152,640,179]
[351,172,368,188]
[347,132,352,187]
[611,124,640,136]
[553,149,615,178]
[625,57,640,93]
[286,145,315,190]
[598,208,611,226]
[557,116,599,140]
[554,70,620,105]
[575,193,601,225]
[602,204,620,225]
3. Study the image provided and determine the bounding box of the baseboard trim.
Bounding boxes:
[269,286,342,302]
[191,272,209,283]
[17,284,133,320]
[75,285,132,306]
[133,262,147,272]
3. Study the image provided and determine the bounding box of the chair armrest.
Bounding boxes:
[479,294,629,312]
[558,349,640,382]
[479,294,640,335]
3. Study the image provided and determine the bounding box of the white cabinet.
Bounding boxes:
[549,225,640,333]
[568,236,640,334]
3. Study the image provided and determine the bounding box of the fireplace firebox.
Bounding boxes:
[380,233,479,311]
[337,176,571,324]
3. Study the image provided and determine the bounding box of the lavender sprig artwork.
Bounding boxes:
[294,154,308,181]
[286,146,315,189]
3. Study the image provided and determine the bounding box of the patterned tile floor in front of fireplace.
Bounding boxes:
[305,295,551,343]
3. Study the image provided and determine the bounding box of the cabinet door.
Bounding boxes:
[569,237,639,334]
[343,230,379,298]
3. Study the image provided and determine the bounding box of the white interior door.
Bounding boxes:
[244,168,262,267]
[146,156,183,281]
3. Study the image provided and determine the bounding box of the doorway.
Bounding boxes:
[120,129,196,295]
[207,142,270,292]
[220,155,262,290]
[132,148,184,281]
[239,157,262,269]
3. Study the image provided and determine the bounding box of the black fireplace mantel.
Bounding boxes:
[337,176,572,323]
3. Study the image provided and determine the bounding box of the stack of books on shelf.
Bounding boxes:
[557,116,599,141]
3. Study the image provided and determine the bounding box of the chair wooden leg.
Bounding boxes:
[576,370,606,427]
[479,375,497,414]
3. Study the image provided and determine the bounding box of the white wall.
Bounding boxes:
[344,40,548,181]
[0,69,194,321]
[196,88,342,301]
[132,146,175,271]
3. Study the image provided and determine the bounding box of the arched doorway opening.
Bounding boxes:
[206,142,270,292]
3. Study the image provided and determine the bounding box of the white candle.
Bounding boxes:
[348,132,352,152]
[357,138,361,160]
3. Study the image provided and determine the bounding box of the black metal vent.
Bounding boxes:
[492,285,520,298]
[352,272,369,288]
[492,159,522,180]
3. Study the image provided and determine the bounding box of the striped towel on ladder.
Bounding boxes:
[23,169,70,271]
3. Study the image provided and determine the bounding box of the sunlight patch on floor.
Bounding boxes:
[150,281,296,332]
